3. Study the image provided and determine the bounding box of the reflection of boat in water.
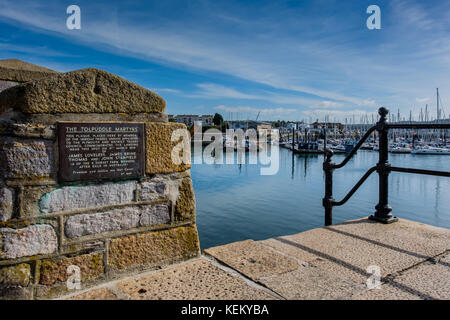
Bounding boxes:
[411,146,450,155]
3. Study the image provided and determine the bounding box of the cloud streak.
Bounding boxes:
[0,0,448,120]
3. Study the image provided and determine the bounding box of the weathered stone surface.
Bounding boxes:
[139,181,167,201]
[139,172,191,203]
[146,122,191,174]
[65,208,140,238]
[0,186,14,222]
[0,68,165,114]
[0,285,32,300]
[0,80,19,92]
[0,59,57,82]
[65,204,170,238]
[175,177,195,221]
[109,226,200,270]
[0,263,31,286]
[69,287,119,300]
[11,112,166,126]
[205,240,299,281]
[39,253,104,286]
[261,218,450,284]
[348,284,422,300]
[0,120,55,139]
[139,204,170,227]
[259,264,360,300]
[0,224,57,259]
[40,181,137,213]
[22,185,55,218]
[60,240,104,255]
[117,258,275,300]
[0,137,54,179]
[384,260,450,300]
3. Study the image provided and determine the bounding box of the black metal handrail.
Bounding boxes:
[323,107,450,226]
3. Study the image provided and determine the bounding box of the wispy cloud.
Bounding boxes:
[214,106,298,114]
[0,0,448,120]
[0,43,81,58]
[151,88,182,94]
[301,109,377,122]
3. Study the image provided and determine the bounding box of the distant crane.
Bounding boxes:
[255,111,261,122]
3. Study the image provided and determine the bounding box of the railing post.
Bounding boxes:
[323,149,335,226]
[370,107,398,224]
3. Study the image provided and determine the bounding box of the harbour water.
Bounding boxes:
[191,146,450,249]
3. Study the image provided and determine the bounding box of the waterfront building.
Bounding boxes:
[175,114,214,126]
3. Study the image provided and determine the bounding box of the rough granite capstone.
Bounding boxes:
[0,186,14,222]
[0,59,57,82]
[0,224,57,259]
[64,204,170,238]
[0,68,165,114]
[39,181,137,213]
[0,137,54,179]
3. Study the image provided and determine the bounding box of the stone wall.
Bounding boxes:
[0,65,199,299]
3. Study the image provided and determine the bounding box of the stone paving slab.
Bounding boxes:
[70,288,119,300]
[204,240,298,281]
[260,218,450,284]
[61,218,450,300]
[258,263,363,300]
[65,257,276,300]
[349,252,450,300]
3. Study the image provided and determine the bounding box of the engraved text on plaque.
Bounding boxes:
[58,122,145,182]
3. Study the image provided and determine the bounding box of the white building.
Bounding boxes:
[175,115,214,126]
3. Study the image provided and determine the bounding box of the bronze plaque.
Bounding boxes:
[58,122,145,182]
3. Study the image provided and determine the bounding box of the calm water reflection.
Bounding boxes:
[191,147,450,249]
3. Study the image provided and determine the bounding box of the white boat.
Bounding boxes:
[332,144,346,152]
[389,143,411,154]
[411,146,450,155]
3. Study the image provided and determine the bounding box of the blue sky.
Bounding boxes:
[0,0,449,122]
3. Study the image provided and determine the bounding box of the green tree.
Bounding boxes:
[213,113,224,126]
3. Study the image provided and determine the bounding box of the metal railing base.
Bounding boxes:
[368,215,399,224]
[322,107,450,226]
